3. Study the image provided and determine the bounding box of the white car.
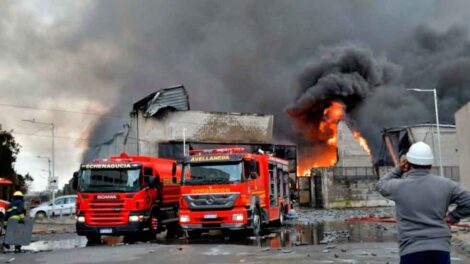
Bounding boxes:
[29,195,77,220]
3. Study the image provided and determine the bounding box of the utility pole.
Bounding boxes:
[407,89,444,176]
[23,119,56,212]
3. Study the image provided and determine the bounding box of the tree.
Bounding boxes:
[16,173,34,194]
[0,125,32,193]
[0,125,20,180]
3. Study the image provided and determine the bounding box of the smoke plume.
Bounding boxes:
[2,1,470,188]
[287,45,399,136]
[287,24,470,161]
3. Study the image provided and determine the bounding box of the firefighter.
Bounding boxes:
[3,191,26,253]
[376,141,470,264]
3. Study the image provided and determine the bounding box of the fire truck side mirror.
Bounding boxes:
[148,177,156,188]
[249,160,259,179]
[72,171,79,190]
[172,162,177,183]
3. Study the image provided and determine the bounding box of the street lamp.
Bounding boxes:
[407,88,444,177]
[36,155,51,191]
[22,118,56,199]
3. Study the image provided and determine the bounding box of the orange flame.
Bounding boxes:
[352,130,372,156]
[297,100,372,176]
[297,101,344,175]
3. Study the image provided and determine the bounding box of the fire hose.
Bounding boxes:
[345,216,470,228]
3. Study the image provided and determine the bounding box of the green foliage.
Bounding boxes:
[0,124,32,194]
[16,173,33,194]
[0,124,20,180]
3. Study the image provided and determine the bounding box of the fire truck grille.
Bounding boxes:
[88,200,127,226]
[184,193,239,210]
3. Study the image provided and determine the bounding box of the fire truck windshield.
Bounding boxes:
[182,162,242,185]
[79,168,141,193]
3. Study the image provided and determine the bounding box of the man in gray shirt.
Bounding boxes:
[376,141,470,264]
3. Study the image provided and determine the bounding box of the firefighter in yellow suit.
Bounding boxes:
[3,191,26,253]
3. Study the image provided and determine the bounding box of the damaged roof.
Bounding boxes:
[133,85,190,117]
[382,123,456,133]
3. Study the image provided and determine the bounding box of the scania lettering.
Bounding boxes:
[73,153,181,243]
[179,148,291,238]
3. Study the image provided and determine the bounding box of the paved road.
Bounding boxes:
[2,208,469,263]
[2,232,469,264]
[0,241,402,264]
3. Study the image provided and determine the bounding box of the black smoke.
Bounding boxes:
[286,45,400,138]
[287,23,470,159]
[2,1,470,164]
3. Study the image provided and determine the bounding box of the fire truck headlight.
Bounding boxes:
[129,215,144,222]
[232,213,244,221]
[180,215,190,223]
[77,216,85,223]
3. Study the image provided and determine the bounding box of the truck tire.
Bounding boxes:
[86,235,101,245]
[251,207,262,236]
[123,235,138,244]
[166,222,181,238]
[275,206,286,227]
[186,230,202,239]
[144,212,159,240]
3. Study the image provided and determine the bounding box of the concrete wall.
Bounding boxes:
[409,126,459,167]
[456,102,470,190]
[320,166,394,209]
[91,110,273,159]
[317,122,392,208]
[93,132,136,159]
[134,110,273,157]
[337,121,373,167]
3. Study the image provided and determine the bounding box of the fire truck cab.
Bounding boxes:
[179,148,290,237]
[0,178,13,232]
[73,153,181,243]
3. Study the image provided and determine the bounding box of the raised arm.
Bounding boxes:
[376,167,402,199]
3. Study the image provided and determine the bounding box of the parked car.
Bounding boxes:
[29,195,77,220]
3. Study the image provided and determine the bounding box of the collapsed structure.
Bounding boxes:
[87,85,297,183]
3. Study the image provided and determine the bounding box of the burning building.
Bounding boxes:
[86,85,297,181]
[285,45,466,209]
[297,118,385,208]
[298,121,460,209]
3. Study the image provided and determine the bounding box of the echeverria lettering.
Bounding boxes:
[81,163,134,169]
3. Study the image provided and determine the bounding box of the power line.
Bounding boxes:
[0,102,128,119]
[12,131,90,141]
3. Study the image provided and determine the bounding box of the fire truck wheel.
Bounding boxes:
[123,235,138,244]
[166,222,181,238]
[86,235,101,245]
[149,214,159,234]
[141,231,156,242]
[186,230,202,239]
[251,207,262,236]
[275,206,286,227]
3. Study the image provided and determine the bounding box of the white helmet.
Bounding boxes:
[406,141,434,166]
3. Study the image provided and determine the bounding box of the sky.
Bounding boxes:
[1,1,470,192]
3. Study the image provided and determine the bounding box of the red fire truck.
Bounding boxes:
[179,148,291,237]
[73,153,181,243]
[0,178,13,233]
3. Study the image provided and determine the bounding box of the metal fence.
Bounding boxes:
[330,166,460,182]
[430,166,460,182]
